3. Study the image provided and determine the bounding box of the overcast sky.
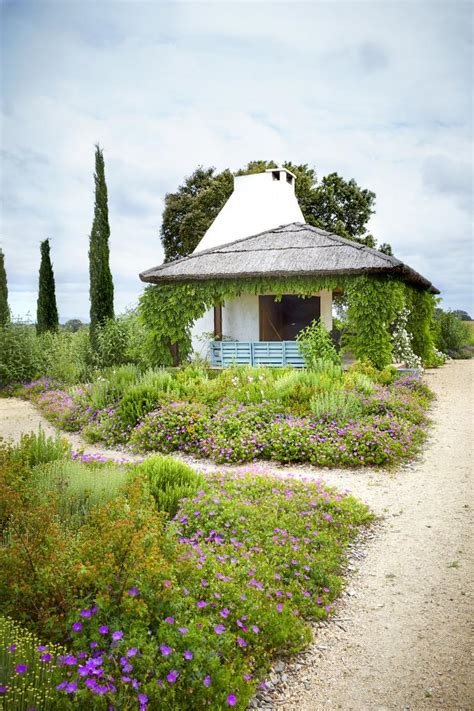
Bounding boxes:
[1,0,472,321]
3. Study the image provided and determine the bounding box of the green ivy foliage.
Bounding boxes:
[139,275,434,369]
[346,276,405,368]
[139,284,209,366]
[405,287,437,364]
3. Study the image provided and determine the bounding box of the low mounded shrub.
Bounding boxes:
[310,389,363,420]
[134,454,205,517]
[9,429,70,468]
[30,459,130,527]
[130,401,211,453]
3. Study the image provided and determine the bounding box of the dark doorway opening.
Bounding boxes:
[259,295,321,341]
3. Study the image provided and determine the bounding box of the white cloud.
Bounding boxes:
[1,0,472,319]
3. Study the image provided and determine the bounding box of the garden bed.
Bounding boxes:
[0,434,372,710]
[20,361,434,469]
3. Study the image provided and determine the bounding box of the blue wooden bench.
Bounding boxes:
[210,341,305,368]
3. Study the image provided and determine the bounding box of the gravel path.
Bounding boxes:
[0,360,473,709]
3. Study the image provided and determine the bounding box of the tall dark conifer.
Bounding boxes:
[36,239,59,334]
[0,249,9,325]
[89,144,114,345]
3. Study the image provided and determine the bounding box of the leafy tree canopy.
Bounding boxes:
[64,319,84,333]
[161,160,382,261]
[452,309,472,321]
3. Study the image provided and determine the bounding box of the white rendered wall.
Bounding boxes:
[191,295,259,355]
[193,170,305,253]
[191,308,215,357]
[191,291,333,357]
[222,294,259,341]
[320,290,333,331]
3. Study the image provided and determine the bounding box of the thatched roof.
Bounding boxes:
[140,222,439,293]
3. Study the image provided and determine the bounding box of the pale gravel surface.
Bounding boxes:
[0,360,473,710]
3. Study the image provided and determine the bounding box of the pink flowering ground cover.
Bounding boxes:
[1,437,372,710]
[21,369,434,469]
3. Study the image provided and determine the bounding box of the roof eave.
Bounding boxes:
[140,266,439,293]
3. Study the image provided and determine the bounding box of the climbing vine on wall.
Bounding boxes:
[345,276,406,369]
[404,287,437,365]
[139,284,208,366]
[139,274,435,369]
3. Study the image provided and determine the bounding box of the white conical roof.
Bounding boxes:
[193,168,305,253]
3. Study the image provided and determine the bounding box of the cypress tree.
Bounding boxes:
[36,239,59,334]
[89,144,114,345]
[0,249,9,325]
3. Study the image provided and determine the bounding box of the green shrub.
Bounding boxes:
[39,330,91,384]
[434,310,470,357]
[88,364,142,410]
[0,321,42,386]
[116,369,183,428]
[343,371,376,395]
[310,390,364,420]
[129,401,211,453]
[297,319,341,367]
[0,476,171,641]
[10,429,70,468]
[30,459,130,528]
[94,315,144,368]
[273,365,343,409]
[349,359,397,385]
[135,454,205,517]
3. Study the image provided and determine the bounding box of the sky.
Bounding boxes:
[1,0,473,321]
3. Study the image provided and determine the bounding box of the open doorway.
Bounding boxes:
[259,295,321,341]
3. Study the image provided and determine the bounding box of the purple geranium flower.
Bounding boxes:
[7,644,16,653]
[178,627,188,634]
[203,675,211,687]
[183,650,193,660]
[167,670,179,684]
[164,616,174,624]
[227,693,237,706]
[99,626,109,635]
[72,622,83,632]
[112,630,123,641]
[214,624,225,635]
[15,664,28,674]
[128,587,139,597]
[160,644,172,656]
